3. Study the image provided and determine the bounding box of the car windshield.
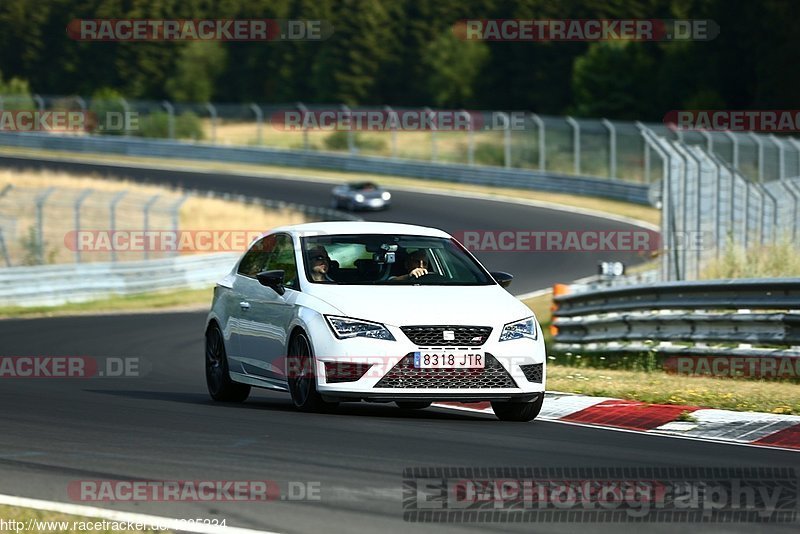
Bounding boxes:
[301,234,494,286]
[350,182,377,191]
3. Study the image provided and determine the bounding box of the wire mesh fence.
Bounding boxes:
[3,94,798,184]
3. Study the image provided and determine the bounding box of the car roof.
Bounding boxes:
[269,221,452,238]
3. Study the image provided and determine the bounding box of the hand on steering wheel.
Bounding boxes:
[409,267,428,278]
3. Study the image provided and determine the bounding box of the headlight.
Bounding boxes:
[325,315,396,341]
[381,191,391,201]
[354,194,365,202]
[499,317,538,341]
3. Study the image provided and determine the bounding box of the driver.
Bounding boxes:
[391,250,430,280]
[307,246,334,282]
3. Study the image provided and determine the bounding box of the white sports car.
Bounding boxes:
[205,222,546,421]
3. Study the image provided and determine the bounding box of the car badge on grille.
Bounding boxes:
[471,336,483,342]
[443,330,455,341]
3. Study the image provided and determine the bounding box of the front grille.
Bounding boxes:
[400,325,492,347]
[374,353,517,389]
[520,363,543,383]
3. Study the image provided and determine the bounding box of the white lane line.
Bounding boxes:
[0,494,283,534]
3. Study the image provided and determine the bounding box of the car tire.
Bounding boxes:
[205,324,251,402]
[491,395,544,422]
[395,401,432,410]
[288,332,338,412]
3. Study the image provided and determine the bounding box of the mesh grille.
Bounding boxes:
[400,325,493,347]
[374,353,516,389]
[520,363,543,383]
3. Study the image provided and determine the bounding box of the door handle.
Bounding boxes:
[239,301,251,311]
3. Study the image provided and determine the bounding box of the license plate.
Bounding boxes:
[413,352,485,369]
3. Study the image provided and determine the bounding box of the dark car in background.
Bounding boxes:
[331,181,392,211]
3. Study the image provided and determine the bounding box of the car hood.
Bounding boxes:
[305,284,533,327]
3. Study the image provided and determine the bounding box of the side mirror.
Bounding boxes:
[256,270,286,295]
[490,271,513,288]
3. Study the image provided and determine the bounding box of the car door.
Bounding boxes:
[237,233,299,383]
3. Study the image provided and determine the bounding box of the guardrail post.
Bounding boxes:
[249,103,263,145]
[723,131,739,170]
[0,229,9,267]
[205,102,217,144]
[170,195,189,257]
[341,104,356,154]
[531,113,545,171]
[424,107,437,162]
[162,100,175,140]
[748,132,764,182]
[460,110,474,165]
[143,195,160,260]
[35,187,56,265]
[109,191,127,262]
[296,102,309,150]
[769,134,785,180]
[566,116,580,175]
[602,119,617,179]
[74,188,93,263]
[33,94,45,112]
[384,105,398,159]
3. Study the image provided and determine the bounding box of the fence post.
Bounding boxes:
[496,112,511,168]
[636,121,651,183]
[384,105,398,159]
[566,116,580,174]
[0,229,9,267]
[296,102,309,150]
[460,110,474,165]
[33,94,45,112]
[602,119,616,179]
[789,138,800,175]
[205,102,217,144]
[109,191,127,262]
[162,100,175,139]
[748,132,764,182]
[424,107,437,162]
[769,134,785,180]
[531,113,545,171]
[35,188,56,265]
[170,195,189,257]
[119,97,131,136]
[143,195,161,260]
[249,103,263,145]
[786,180,800,245]
[74,188,93,263]
[341,104,356,154]
[723,131,739,170]
[640,129,674,280]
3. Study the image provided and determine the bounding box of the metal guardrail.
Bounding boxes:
[0,131,651,204]
[552,278,800,357]
[0,252,240,307]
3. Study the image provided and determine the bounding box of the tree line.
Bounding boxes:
[0,0,797,120]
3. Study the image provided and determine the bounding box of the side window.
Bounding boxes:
[237,235,276,277]
[266,235,299,289]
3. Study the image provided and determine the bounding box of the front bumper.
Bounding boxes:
[309,324,546,402]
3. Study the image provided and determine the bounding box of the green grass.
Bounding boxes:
[701,239,800,279]
[0,287,213,319]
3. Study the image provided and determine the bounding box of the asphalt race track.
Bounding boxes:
[0,154,652,295]
[1,156,796,534]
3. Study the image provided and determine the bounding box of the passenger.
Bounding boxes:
[391,250,430,280]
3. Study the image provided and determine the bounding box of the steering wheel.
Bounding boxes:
[411,272,446,284]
